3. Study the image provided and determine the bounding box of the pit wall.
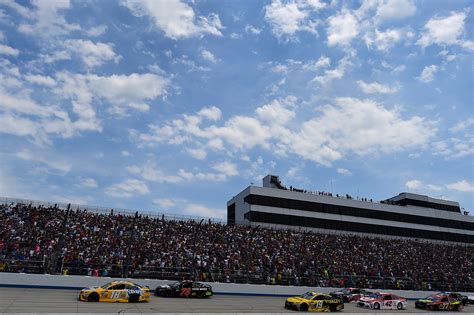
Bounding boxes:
[0,273,471,300]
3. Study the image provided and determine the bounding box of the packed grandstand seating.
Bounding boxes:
[1,203,473,291]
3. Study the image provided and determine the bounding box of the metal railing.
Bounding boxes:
[1,260,472,292]
[0,197,226,224]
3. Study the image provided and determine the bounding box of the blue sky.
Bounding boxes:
[0,0,473,219]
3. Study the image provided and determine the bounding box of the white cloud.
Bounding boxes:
[426,184,442,192]
[302,56,331,71]
[417,65,438,83]
[65,40,119,68]
[264,0,319,40]
[17,0,81,37]
[287,97,436,165]
[0,44,19,56]
[25,74,56,87]
[312,56,351,85]
[105,179,150,198]
[245,24,262,35]
[450,117,474,133]
[327,10,359,47]
[417,11,468,48]
[337,168,352,175]
[121,150,131,156]
[255,96,297,125]
[183,203,225,219]
[375,0,416,22]
[364,28,409,51]
[133,96,436,167]
[433,135,474,159]
[212,161,238,177]
[87,73,169,113]
[153,198,177,209]
[80,178,98,188]
[405,179,422,190]
[446,180,474,192]
[200,49,218,63]
[186,147,207,160]
[357,80,399,94]
[86,24,107,37]
[121,0,223,39]
[17,149,71,173]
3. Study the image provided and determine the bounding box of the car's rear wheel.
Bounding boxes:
[397,302,403,310]
[300,303,308,311]
[87,293,99,302]
[373,302,380,310]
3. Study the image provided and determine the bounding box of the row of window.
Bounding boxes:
[395,198,460,213]
[246,211,474,243]
[227,204,236,225]
[243,194,474,231]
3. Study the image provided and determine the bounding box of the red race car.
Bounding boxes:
[357,292,407,310]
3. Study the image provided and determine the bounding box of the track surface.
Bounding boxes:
[0,288,470,313]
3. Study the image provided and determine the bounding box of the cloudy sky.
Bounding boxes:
[0,0,473,219]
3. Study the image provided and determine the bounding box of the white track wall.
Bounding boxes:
[0,273,470,299]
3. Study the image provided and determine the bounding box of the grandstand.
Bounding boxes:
[227,175,474,244]
[1,197,473,292]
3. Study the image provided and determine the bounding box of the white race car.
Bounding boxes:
[357,292,408,310]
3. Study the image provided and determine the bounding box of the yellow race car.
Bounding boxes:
[285,292,344,312]
[79,280,151,303]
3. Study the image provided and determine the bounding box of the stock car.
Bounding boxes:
[154,280,213,298]
[468,294,474,305]
[329,288,372,303]
[79,280,151,302]
[415,293,463,311]
[357,292,407,310]
[443,292,469,306]
[285,292,344,312]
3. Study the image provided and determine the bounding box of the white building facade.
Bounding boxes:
[227,175,474,244]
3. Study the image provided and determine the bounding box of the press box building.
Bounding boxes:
[227,175,474,244]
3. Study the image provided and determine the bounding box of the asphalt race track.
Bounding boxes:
[0,288,470,314]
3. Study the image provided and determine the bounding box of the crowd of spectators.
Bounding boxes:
[1,203,473,291]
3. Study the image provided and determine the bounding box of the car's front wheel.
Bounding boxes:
[300,303,308,311]
[128,294,140,303]
[373,302,380,310]
[87,293,99,302]
[397,302,403,310]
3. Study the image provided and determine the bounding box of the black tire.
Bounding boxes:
[456,304,462,311]
[300,303,308,311]
[128,294,139,303]
[87,293,99,302]
[397,302,403,310]
[373,302,380,310]
[329,305,337,312]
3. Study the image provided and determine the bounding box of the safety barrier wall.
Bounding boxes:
[1,273,471,299]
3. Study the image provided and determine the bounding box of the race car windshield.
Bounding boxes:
[100,283,113,289]
[300,292,315,299]
[368,294,381,299]
[171,282,181,288]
